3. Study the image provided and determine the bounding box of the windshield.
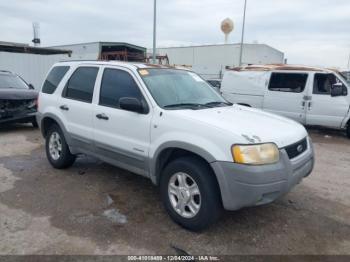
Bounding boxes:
[0,74,29,89]
[138,68,229,109]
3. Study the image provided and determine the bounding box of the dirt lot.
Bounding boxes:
[0,125,349,255]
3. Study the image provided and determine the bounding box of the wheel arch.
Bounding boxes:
[150,142,217,186]
[40,113,72,144]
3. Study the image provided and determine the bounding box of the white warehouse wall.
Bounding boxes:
[153,44,284,79]
[50,42,100,60]
[0,52,70,89]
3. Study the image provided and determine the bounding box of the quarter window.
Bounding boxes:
[268,73,308,93]
[64,67,98,103]
[42,66,70,94]
[99,69,143,109]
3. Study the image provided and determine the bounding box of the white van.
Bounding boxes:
[221,65,350,138]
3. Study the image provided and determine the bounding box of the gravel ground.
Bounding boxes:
[0,124,349,255]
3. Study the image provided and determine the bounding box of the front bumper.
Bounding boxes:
[0,111,37,124]
[211,138,314,211]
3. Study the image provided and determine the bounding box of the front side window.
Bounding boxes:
[99,69,144,109]
[313,74,336,95]
[63,67,98,103]
[42,66,70,94]
[0,74,29,89]
[138,69,229,109]
[268,73,308,93]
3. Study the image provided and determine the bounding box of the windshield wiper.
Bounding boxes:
[164,103,210,109]
[204,101,233,107]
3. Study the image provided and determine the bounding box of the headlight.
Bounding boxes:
[232,143,280,165]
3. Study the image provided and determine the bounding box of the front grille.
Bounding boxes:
[0,99,36,119]
[285,138,308,159]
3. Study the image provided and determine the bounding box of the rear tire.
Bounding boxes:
[347,124,350,139]
[160,156,222,231]
[45,124,76,169]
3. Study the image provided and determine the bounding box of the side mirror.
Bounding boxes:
[331,83,346,97]
[28,84,35,90]
[119,97,145,113]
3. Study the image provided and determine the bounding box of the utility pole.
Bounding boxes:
[238,0,247,66]
[152,0,157,64]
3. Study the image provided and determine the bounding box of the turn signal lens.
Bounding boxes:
[232,143,280,165]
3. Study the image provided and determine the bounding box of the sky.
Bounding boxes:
[0,0,349,68]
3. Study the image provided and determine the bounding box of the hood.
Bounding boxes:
[173,105,308,148]
[0,88,38,100]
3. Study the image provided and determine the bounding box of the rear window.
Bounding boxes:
[63,67,98,103]
[42,66,70,94]
[268,73,308,93]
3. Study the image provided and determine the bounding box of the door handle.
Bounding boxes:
[96,113,109,120]
[59,105,69,111]
[308,101,312,110]
[301,101,306,108]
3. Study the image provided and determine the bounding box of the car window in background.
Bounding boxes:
[0,74,29,89]
[63,67,99,103]
[268,73,308,93]
[99,68,144,109]
[139,69,227,109]
[42,66,70,94]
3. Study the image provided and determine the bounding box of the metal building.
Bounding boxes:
[51,42,147,61]
[0,41,71,89]
[153,43,284,79]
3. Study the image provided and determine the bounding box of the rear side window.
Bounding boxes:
[99,69,143,109]
[268,73,308,93]
[63,67,99,103]
[42,66,70,94]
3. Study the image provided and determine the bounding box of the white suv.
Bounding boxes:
[37,61,314,231]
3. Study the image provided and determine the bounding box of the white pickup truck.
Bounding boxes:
[37,61,314,230]
[221,65,350,138]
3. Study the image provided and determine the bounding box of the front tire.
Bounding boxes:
[45,124,76,169]
[160,156,222,231]
[347,124,350,139]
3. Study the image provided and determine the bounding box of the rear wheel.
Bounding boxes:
[347,123,350,139]
[45,124,76,169]
[160,156,222,231]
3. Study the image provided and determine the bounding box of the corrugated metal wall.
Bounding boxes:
[155,44,284,79]
[50,43,100,60]
[0,52,70,89]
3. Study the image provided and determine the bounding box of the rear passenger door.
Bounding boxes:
[58,66,99,151]
[93,67,152,177]
[306,73,349,128]
[263,72,309,124]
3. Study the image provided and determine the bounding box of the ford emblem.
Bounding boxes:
[297,144,304,153]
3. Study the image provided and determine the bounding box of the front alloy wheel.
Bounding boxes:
[168,172,201,219]
[160,156,222,231]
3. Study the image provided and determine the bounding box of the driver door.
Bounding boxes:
[306,73,349,128]
[92,66,153,177]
